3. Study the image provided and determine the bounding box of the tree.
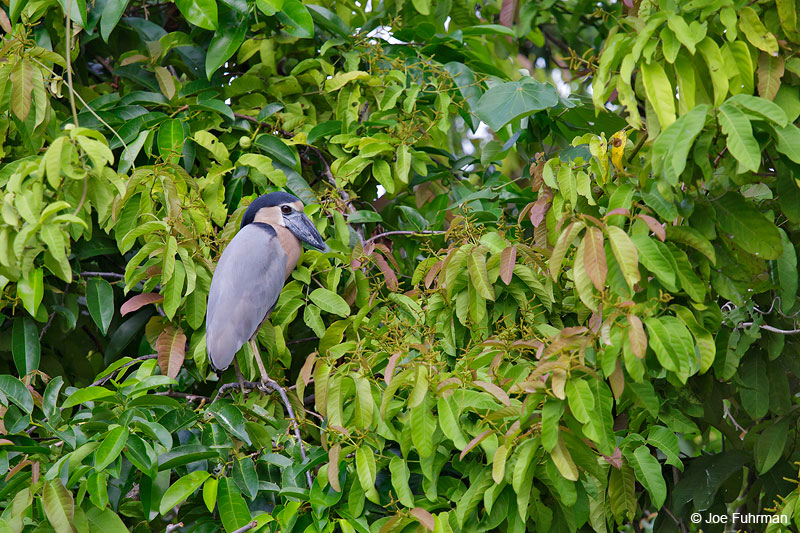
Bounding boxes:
[1,0,800,531]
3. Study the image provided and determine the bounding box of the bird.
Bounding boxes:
[206,191,326,379]
[205,192,325,487]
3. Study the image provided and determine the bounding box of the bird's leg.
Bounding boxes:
[248,338,313,489]
[232,358,246,395]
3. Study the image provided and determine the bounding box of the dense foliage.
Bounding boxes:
[2,0,800,531]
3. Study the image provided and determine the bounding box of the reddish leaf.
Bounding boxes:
[411,508,435,531]
[120,293,164,316]
[499,245,517,285]
[156,326,186,379]
[299,352,315,385]
[372,252,399,291]
[530,160,544,191]
[603,447,623,469]
[582,227,607,291]
[473,380,511,406]
[384,352,401,385]
[627,315,647,358]
[424,260,442,289]
[606,208,630,218]
[459,430,492,460]
[499,0,516,27]
[328,444,341,492]
[529,195,550,227]
[637,215,666,241]
[757,52,784,101]
[518,201,534,224]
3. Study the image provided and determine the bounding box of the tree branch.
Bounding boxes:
[80,271,125,279]
[364,230,447,245]
[736,322,800,335]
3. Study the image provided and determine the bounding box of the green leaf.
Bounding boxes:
[100,0,129,41]
[207,401,252,444]
[696,37,729,106]
[206,21,247,79]
[203,478,218,512]
[718,103,761,172]
[95,426,129,470]
[86,277,114,335]
[646,426,682,468]
[162,260,185,320]
[10,59,34,121]
[277,0,314,38]
[85,506,128,533]
[389,456,414,507]
[176,0,218,29]
[776,229,798,314]
[42,480,74,533]
[157,119,186,161]
[355,446,379,503]
[158,445,218,470]
[395,144,411,184]
[411,0,430,15]
[644,318,680,373]
[253,134,298,169]
[12,317,40,376]
[651,105,708,184]
[437,396,467,449]
[87,471,109,510]
[0,375,34,413]
[664,226,716,264]
[630,234,678,291]
[738,6,779,55]
[606,226,640,291]
[410,397,436,458]
[476,79,559,131]
[640,61,675,128]
[42,376,63,420]
[550,220,586,281]
[232,456,258,500]
[727,94,787,126]
[352,373,374,430]
[307,121,342,144]
[17,267,43,318]
[467,249,494,301]
[630,446,666,508]
[160,471,211,514]
[217,477,252,533]
[309,288,350,317]
[565,378,594,424]
[755,419,789,474]
[62,386,116,408]
[770,124,800,164]
[713,192,782,259]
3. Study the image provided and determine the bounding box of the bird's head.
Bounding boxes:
[241,192,327,250]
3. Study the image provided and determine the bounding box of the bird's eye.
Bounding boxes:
[281,205,292,215]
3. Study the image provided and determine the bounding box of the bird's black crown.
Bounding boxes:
[241,192,301,228]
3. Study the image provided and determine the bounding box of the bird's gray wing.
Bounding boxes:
[206,224,288,371]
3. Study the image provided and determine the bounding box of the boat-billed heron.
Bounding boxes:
[206,191,326,378]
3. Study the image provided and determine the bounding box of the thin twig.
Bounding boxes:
[287,336,318,345]
[626,131,647,163]
[65,0,78,126]
[80,271,125,279]
[736,322,800,335]
[231,521,258,533]
[40,311,56,340]
[364,230,447,245]
[156,391,210,403]
[713,146,728,167]
[92,354,157,386]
